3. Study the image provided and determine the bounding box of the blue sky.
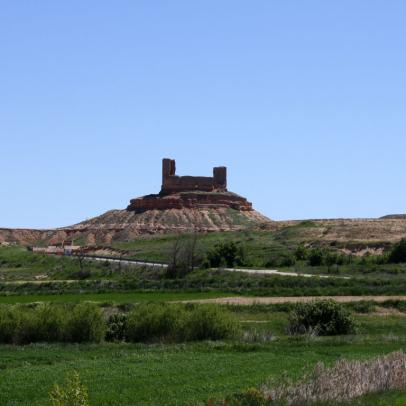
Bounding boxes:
[1,1,406,228]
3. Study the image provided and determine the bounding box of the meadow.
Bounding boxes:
[0,308,404,405]
[0,238,406,405]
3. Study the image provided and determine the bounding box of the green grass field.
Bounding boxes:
[0,311,404,405]
[1,244,406,404]
[0,290,232,304]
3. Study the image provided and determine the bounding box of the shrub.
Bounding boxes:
[225,388,270,405]
[295,244,308,260]
[125,303,184,342]
[0,306,20,344]
[348,301,376,314]
[0,304,66,344]
[106,313,128,342]
[206,241,246,268]
[70,270,91,280]
[125,303,239,343]
[307,248,324,266]
[50,371,89,406]
[287,300,355,336]
[182,305,240,341]
[206,388,271,405]
[14,310,42,344]
[388,238,406,263]
[0,304,106,344]
[35,304,66,341]
[65,303,105,343]
[265,253,295,268]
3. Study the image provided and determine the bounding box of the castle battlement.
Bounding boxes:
[161,158,227,194]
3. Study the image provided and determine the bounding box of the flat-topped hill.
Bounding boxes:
[0,159,273,245]
[0,206,271,246]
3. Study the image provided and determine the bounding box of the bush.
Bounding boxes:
[0,306,20,344]
[206,241,246,268]
[348,301,376,314]
[388,238,406,263]
[0,304,67,344]
[182,305,240,341]
[0,303,240,344]
[225,388,270,405]
[307,249,324,266]
[295,244,308,261]
[206,388,271,405]
[287,300,355,336]
[18,304,67,344]
[106,313,128,341]
[70,269,91,280]
[15,307,62,345]
[125,303,239,343]
[65,303,106,343]
[265,253,296,268]
[50,371,89,406]
[125,303,183,342]
[0,304,106,344]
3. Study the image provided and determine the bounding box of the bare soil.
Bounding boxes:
[184,295,406,305]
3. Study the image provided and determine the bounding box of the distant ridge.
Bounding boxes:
[380,214,406,219]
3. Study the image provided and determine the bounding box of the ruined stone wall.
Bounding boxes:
[213,166,227,190]
[161,158,227,194]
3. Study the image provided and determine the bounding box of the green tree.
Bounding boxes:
[308,248,324,266]
[295,244,308,260]
[206,241,246,268]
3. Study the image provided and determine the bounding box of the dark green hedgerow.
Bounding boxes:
[109,303,240,343]
[0,302,239,344]
[0,303,105,344]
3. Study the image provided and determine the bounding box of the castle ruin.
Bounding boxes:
[127,158,253,213]
[161,158,227,194]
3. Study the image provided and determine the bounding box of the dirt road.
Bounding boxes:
[182,295,406,305]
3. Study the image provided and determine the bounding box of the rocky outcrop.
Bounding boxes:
[127,191,253,213]
[0,228,54,245]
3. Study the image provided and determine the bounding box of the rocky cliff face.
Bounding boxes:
[127,191,253,213]
[0,228,54,246]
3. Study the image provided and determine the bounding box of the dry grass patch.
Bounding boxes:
[265,351,406,404]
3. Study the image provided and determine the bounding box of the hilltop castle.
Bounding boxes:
[127,158,252,213]
[161,158,227,194]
